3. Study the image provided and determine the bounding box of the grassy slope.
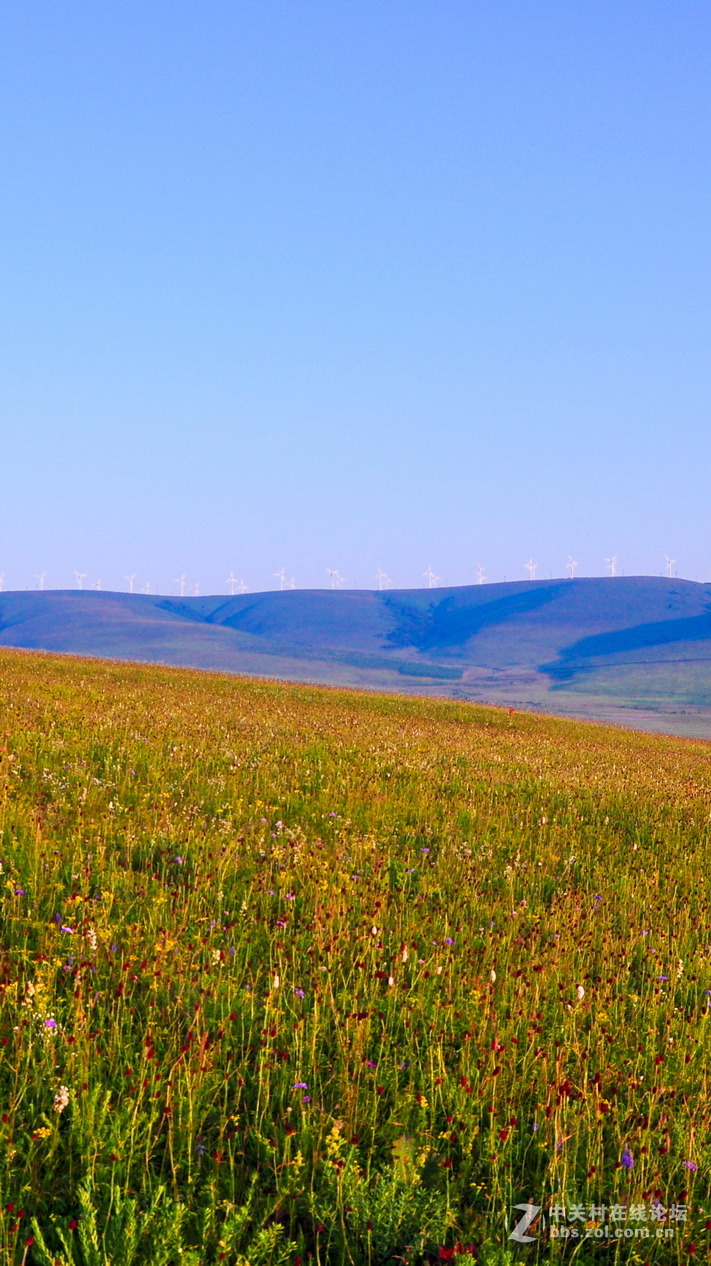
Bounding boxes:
[0,650,709,1263]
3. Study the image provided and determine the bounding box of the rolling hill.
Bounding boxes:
[2,576,711,735]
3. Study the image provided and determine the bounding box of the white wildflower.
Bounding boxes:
[53,1085,70,1114]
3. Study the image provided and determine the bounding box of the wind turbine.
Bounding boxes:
[193,582,200,596]
[74,571,87,589]
[664,555,676,579]
[124,574,136,594]
[288,577,296,589]
[275,568,286,591]
[326,568,338,589]
[566,555,578,579]
[35,573,46,591]
[334,570,345,588]
[93,578,102,590]
[605,556,618,577]
[524,559,537,581]
[376,567,391,591]
[174,575,187,597]
[226,571,239,595]
[423,565,440,589]
[237,578,247,594]
[142,581,151,594]
[476,564,486,585]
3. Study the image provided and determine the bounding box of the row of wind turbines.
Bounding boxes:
[30,572,156,594]
[407,553,678,589]
[509,555,675,582]
[226,554,679,593]
[6,555,679,596]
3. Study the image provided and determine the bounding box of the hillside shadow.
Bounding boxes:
[543,607,711,682]
[384,584,564,654]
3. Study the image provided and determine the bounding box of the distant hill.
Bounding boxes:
[2,577,711,736]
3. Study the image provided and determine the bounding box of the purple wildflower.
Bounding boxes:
[444,937,455,946]
[294,987,305,998]
[621,1148,634,1170]
[293,1082,308,1089]
[44,1019,57,1031]
[683,1161,698,1171]
[14,888,25,896]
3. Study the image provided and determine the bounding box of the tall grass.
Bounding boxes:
[0,649,709,1263]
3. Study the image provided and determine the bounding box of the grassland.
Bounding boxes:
[0,649,710,1264]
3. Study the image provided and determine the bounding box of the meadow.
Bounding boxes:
[0,649,709,1264]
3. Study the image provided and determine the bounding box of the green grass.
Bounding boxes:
[0,649,710,1264]
[552,656,711,707]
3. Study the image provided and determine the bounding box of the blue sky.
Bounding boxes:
[2,1,710,594]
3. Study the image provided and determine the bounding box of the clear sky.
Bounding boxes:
[2,1,710,595]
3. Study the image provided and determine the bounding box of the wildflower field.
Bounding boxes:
[0,650,710,1265]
